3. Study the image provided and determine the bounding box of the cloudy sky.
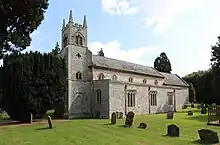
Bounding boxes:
[28,0,220,77]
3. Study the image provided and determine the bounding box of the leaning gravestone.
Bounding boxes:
[188,110,193,116]
[167,124,179,137]
[201,107,207,114]
[138,122,147,129]
[47,115,53,129]
[116,111,119,119]
[119,112,123,119]
[167,111,174,119]
[125,111,135,127]
[198,129,219,144]
[111,112,117,124]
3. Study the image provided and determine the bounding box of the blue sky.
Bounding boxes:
[29,0,220,77]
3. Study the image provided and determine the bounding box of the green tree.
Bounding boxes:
[0,0,49,59]
[98,48,104,56]
[154,52,172,73]
[1,51,67,122]
[51,42,60,56]
[189,83,196,103]
[211,36,220,68]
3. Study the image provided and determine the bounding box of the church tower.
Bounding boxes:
[61,10,92,118]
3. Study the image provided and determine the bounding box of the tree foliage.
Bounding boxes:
[98,48,104,57]
[1,51,67,122]
[154,52,172,73]
[0,0,49,59]
[51,42,60,56]
[183,36,220,104]
[189,83,196,103]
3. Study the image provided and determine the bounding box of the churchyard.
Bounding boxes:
[0,107,220,145]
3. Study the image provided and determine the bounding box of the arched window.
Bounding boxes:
[155,80,158,85]
[128,77,133,83]
[143,79,147,84]
[79,37,83,46]
[112,75,118,81]
[76,36,79,44]
[96,89,101,104]
[127,90,136,107]
[76,72,82,80]
[63,37,68,48]
[98,73,104,80]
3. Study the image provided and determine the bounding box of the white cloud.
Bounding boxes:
[88,40,157,66]
[101,0,138,16]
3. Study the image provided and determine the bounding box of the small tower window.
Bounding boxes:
[96,89,102,104]
[128,77,133,83]
[98,73,104,80]
[63,37,68,48]
[76,72,82,80]
[112,75,118,81]
[155,80,158,85]
[143,79,147,84]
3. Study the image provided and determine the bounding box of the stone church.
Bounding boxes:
[60,11,189,119]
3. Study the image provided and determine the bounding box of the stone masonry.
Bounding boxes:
[60,11,189,119]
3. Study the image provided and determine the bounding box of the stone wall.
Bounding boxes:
[92,80,110,118]
[175,88,189,111]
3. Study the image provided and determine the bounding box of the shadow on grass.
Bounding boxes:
[35,127,52,131]
[103,123,115,125]
[184,115,208,122]
[191,139,219,144]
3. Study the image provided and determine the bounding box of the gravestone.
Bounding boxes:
[138,122,147,129]
[30,113,33,124]
[125,111,135,127]
[47,115,53,129]
[119,112,123,119]
[111,112,116,124]
[188,110,193,116]
[201,107,207,114]
[198,129,219,144]
[167,111,174,119]
[167,124,179,137]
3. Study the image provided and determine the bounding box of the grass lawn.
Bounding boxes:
[0,108,219,145]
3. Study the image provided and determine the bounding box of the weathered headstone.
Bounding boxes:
[198,129,219,144]
[125,111,135,127]
[167,111,174,119]
[47,115,53,129]
[167,124,179,137]
[111,112,116,124]
[201,107,207,114]
[138,122,147,129]
[119,112,123,119]
[188,110,193,116]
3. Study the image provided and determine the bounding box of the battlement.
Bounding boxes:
[62,22,84,31]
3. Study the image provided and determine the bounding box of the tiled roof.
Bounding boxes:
[160,72,189,87]
[91,55,164,78]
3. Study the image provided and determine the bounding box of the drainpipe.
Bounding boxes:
[124,85,127,115]
[148,87,151,114]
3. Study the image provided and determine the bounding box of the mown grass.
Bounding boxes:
[0,108,219,145]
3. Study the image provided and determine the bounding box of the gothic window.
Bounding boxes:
[98,73,104,80]
[127,90,136,107]
[76,36,79,44]
[143,79,147,84]
[76,72,82,80]
[96,89,102,104]
[112,75,118,81]
[79,37,83,46]
[63,37,67,48]
[150,91,157,106]
[154,80,158,85]
[128,77,133,83]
